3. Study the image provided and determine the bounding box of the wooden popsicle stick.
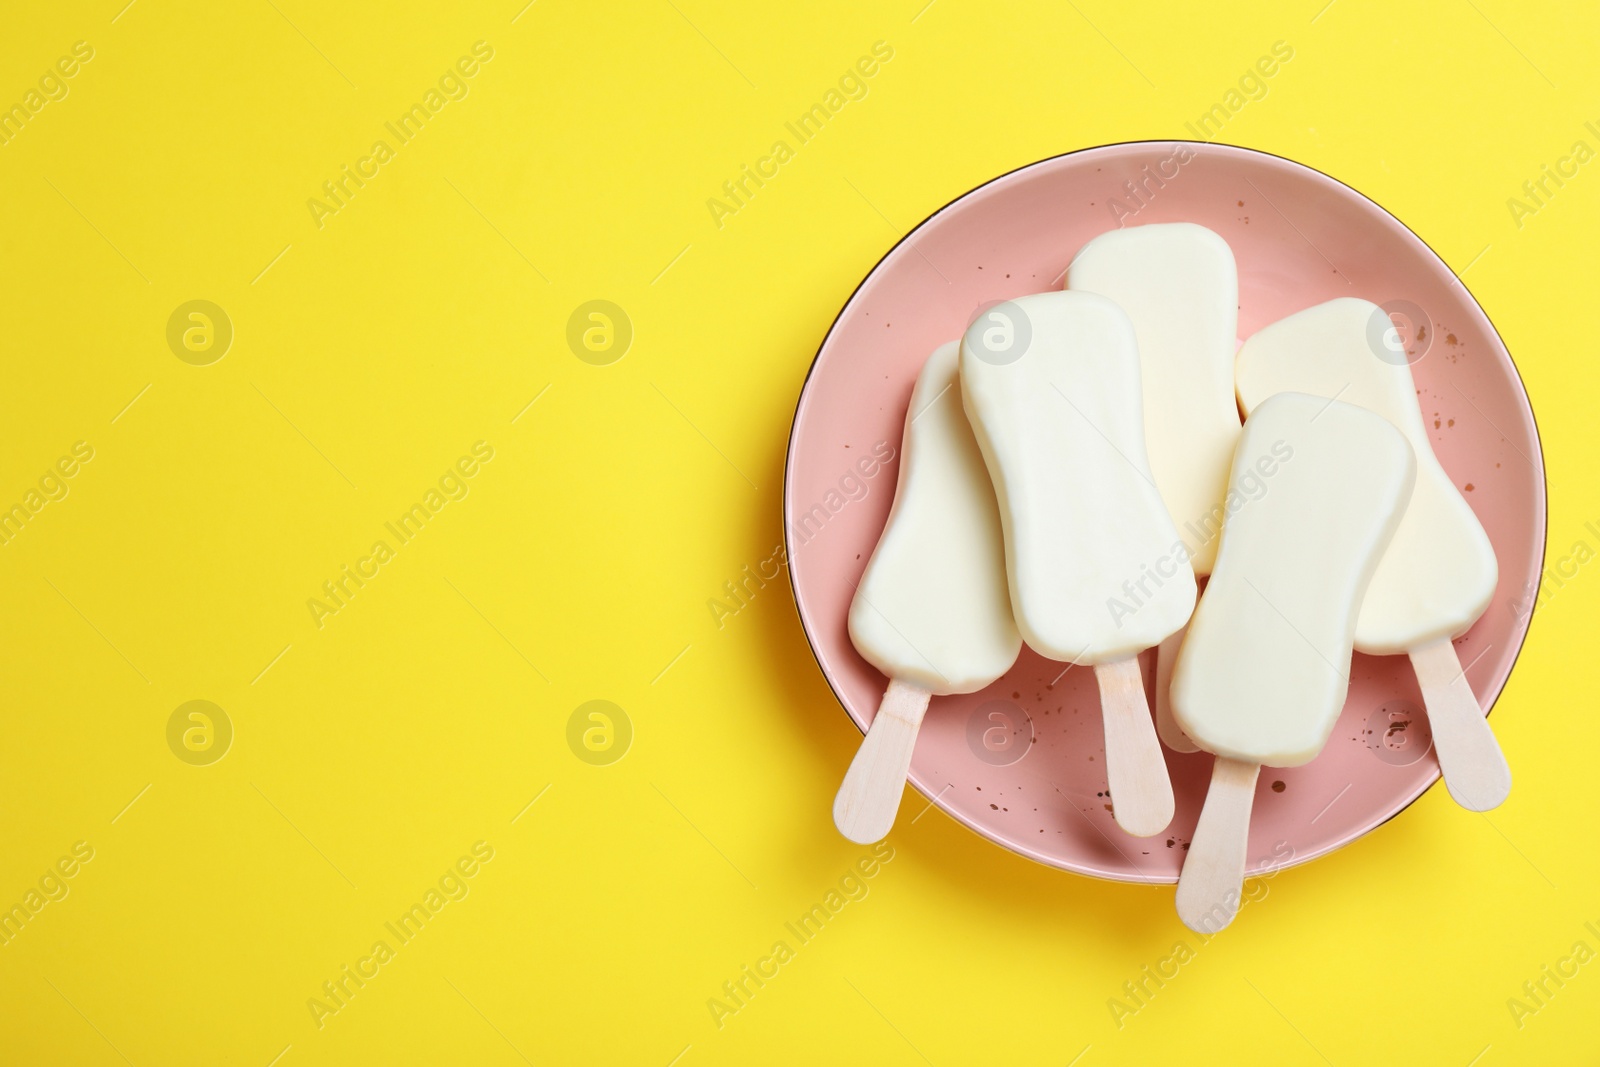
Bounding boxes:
[1094,657,1176,837]
[833,679,933,844]
[1175,757,1260,933]
[1408,639,1511,811]
[1154,627,1199,753]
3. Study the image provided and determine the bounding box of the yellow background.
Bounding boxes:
[0,0,1594,1063]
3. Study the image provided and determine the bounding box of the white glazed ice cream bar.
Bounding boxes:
[830,222,1509,931]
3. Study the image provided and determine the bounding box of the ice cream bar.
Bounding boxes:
[1067,223,1241,573]
[961,291,1190,836]
[1172,392,1415,931]
[1068,222,1242,754]
[1171,392,1415,765]
[846,341,1020,692]
[960,291,1196,662]
[1235,298,1497,651]
[835,341,1021,844]
[1234,298,1509,810]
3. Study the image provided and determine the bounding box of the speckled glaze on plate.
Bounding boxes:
[784,141,1545,884]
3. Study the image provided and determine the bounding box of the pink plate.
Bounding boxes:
[784,142,1545,883]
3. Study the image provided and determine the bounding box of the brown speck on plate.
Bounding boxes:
[1465,483,1475,491]
[1271,780,1286,793]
